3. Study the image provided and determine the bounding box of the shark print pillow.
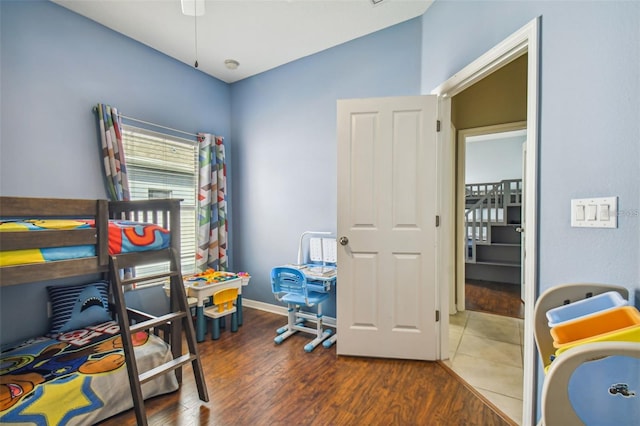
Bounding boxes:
[47,281,111,335]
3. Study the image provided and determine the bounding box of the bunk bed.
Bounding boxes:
[464,179,523,284]
[0,196,208,425]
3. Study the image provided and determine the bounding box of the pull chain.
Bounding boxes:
[194,12,199,68]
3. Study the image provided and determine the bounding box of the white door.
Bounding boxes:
[336,95,439,360]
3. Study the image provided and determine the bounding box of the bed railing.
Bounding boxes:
[465,179,522,262]
[0,197,109,286]
[108,199,182,255]
[0,197,182,287]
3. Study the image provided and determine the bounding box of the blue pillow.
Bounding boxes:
[47,281,111,335]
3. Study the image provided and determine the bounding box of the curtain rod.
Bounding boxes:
[92,106,199,138]
[119,114,199,138]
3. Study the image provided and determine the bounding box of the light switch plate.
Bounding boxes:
[571,197,617,228]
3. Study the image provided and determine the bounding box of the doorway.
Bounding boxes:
[433,17,540,426]
[450,123,527,423]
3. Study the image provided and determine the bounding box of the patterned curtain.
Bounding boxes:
[96,103,134,287]
[196,133,228,272]
[96,103,130,201]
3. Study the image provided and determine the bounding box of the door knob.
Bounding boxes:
[516,227,524,233]
[339,236,349,246]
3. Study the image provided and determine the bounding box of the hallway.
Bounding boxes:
[447,310,524,424]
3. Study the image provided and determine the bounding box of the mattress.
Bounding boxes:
[0,321,178,425]
[0,219,171,267]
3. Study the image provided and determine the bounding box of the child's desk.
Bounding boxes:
[185,275,249,342]
[286,263,338,348]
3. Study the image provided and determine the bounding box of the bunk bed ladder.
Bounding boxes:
[109,248,209,426]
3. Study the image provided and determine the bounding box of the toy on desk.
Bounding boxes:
[237,271,251,286]
[184,268,242,286]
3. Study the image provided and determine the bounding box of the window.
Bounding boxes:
[148,188,173,199]
[122,126,198,281]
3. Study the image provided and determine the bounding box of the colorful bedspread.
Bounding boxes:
[0,220,171,267]
[0,321,178,425]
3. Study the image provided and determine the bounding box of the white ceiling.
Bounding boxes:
[52,0,433,83]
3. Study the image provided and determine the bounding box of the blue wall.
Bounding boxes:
[420,0,640,421]
[0,0,230,343]
[229,18,423,317]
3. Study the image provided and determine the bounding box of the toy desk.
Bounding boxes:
[185,274,250,342]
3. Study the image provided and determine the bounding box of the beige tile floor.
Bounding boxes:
[446,310,524,425]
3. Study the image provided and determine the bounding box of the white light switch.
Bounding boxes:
[571,197,617,228]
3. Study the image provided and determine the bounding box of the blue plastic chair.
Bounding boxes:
[271,266,332,352]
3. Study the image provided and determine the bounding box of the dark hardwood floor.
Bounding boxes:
[465,279,524,319]
[100,308,513,426]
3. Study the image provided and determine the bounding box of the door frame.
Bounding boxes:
[432,17,540,426]
[456,121,527,313]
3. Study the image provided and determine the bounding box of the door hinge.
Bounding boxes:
[435,215,440,227]
[436,120,441,132]
[435,310,440,322]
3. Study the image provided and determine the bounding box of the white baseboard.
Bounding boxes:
[242,298,336,328]
[242,298,287,315]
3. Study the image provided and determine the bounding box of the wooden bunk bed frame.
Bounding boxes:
[0,197,110,285]
[0,196,208,425]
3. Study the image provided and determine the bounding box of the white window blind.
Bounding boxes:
[122,126,198,281]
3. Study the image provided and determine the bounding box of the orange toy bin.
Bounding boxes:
[550,306,640,348]
[555,324,640,357]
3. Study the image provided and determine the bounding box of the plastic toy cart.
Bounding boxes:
[534,283,640,425]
